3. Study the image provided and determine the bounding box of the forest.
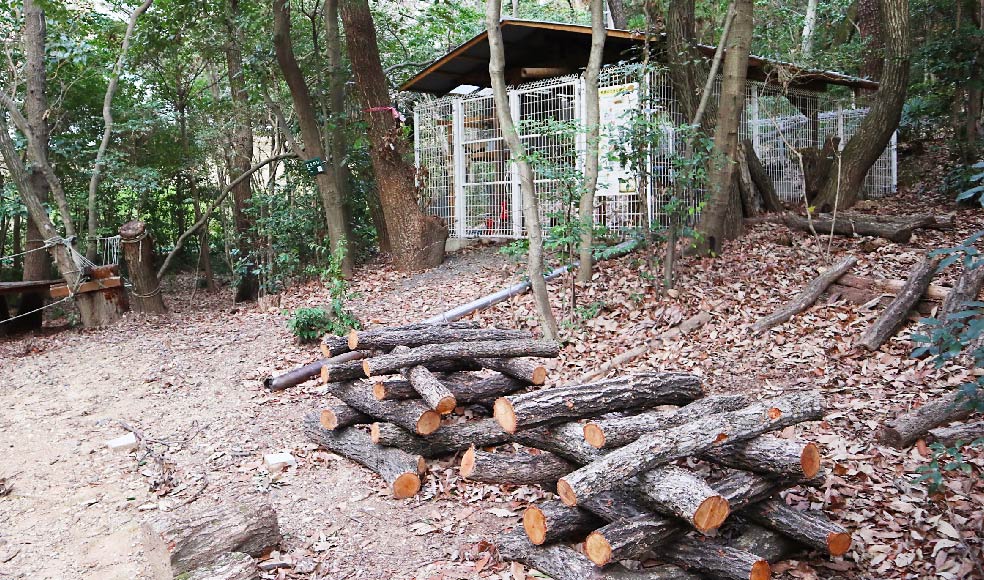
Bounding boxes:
[0,0,982,579]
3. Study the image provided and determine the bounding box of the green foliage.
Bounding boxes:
[951,161,984,207]
[915,440,981,493]
[285,246,360,343]
[575,300,605,320]
[287,307,336,343]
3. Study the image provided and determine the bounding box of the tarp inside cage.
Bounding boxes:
[413,64,897,240]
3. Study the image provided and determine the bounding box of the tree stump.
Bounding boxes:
[119,220,167,314]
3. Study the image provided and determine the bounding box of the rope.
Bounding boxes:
[0,296,73,325]
[0,240,57,263]
[130,284,162,299]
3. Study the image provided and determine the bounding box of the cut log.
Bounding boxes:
[329,380,442,435]
[523,500,603,545]
[752,256,857,334]
[320,334,350,357]
[361,339,559,378]
[373,372,527,405]
[319,400,371,430]
[662,538,771,580]
[369,419,510,457]
[940,264,984,321]
[556,391,824,506]
[460,446,574,486]
[303,415,423,498]
[859,255,943,351]
[344,321,479,350]
[636,466,730,533]
[400,354,457,414]
[119,220,166,314]
[475,357,548,385]
[744,499,852,557]
[926,420,984,447]
[838,274,958,302]
[494,373,703,434]
[782,212,914,243]
[877,389,976,448]
[742,139,783,213]
[713,469,811,510]
[585,515,681,566]
[731,523,802,563]
[802,135,839,204]
[348,325,529,351]
[185,553,257,580]
[497,532,700,580]
[703,437,822,479]
[583,394,749,449]
[513,422,605,464]
[264,350,368,391]
[141,492,280,576]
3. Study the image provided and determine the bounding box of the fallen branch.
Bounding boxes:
[752,256,857,334]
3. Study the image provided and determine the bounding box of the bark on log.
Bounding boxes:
[319,400,372,430]
[859,255,943,351]
[119,220,166,314]
[713,469,809,510]
[736,146,759,218]
[264,350,368,391]
[662,538,771,580]
[141,493,280,576]
[752,256,857,334]
[926,420,984,447]
[369,419,510,458]
[460,446,574,486]
[731,523,802,563]
[585,515,681,566]
[514,422,605,464]
[583,394,749,449]
[362,339,560,378]
[329,380,442,435]
[303,415,423,498]
[185,553,257,580]
[523,500,603,545]
[320,334,350,357]
[877,389,976,448]
[401,355,457,414]
[636,466,730,533]
[495,373,703,434]
[838,273,957,302]
[940,264,984,321]
[497,532,700,580]
[557,391,824,506]
[373,373,527,405]
[744,499,852,557]
[742,139,783,213]
[349,325,529,351]
[475,357,548,385]
[782,212,914,242]
[703,437,822,479]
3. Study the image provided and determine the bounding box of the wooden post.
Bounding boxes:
[119,220,167,314]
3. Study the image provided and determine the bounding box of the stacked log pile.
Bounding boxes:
[290,323,851,580]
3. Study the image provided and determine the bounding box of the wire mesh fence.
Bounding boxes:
[412,63,896,239]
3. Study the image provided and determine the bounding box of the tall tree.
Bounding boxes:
[667,0,713,133]
[608,0,627,28]
[273,0,352,276]
[486,0,559,340]
[696,0,753,255]
[226,0,259,300]
[801,0,819,57]
[812,0,910,211]
[858,0,883,81]
[339,0,447,271]
[577,0,606,283]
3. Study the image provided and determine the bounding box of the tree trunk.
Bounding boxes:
[752,256,857,334]
[586,516,682,565]
[696,0,753,255]
[485,1,558,339]
[742,140,784,212]
[782,212,915,242]
[607,0,628,28]
[582,394,749,449]
[475,357,548,385]
[319,400,371,430]
[636,466,730,532]
[801,0,819,56]
[661,539,770,580]
[523,500,603,545]
[858,0,883,81]
[340,0,447,271]
[119,220,166,314]
[348,326,530,352]
[493,372,702,434]
[801,136,840,203]
[141,492,280,577]
[226,0,260,300]
[328,380,442,435]
[373,372,526,406]
[813,0,909,211]
[576,0,605,283]
[666,0,709,129]
[459,447,575,486]
[556,391,824,506]
[370,419,509,458]
[273,0,352,275]
[858,255,942,351]
[361,339,560,378]
[877,389,976,448]
[323,0,357,256]
[513,422,605,465]
[303,416,423,498]
[703,437,822,479]
[743,499,852,556]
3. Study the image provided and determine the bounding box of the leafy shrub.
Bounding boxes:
[287,307,337,343]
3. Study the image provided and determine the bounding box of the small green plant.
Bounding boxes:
[575,300,605,320]
[954,160,984,206]
[916,440,982,493]
[287,307,337,343]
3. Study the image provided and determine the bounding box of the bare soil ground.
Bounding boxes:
[1,189,982,580]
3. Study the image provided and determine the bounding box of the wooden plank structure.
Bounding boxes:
[0,279,61,296]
